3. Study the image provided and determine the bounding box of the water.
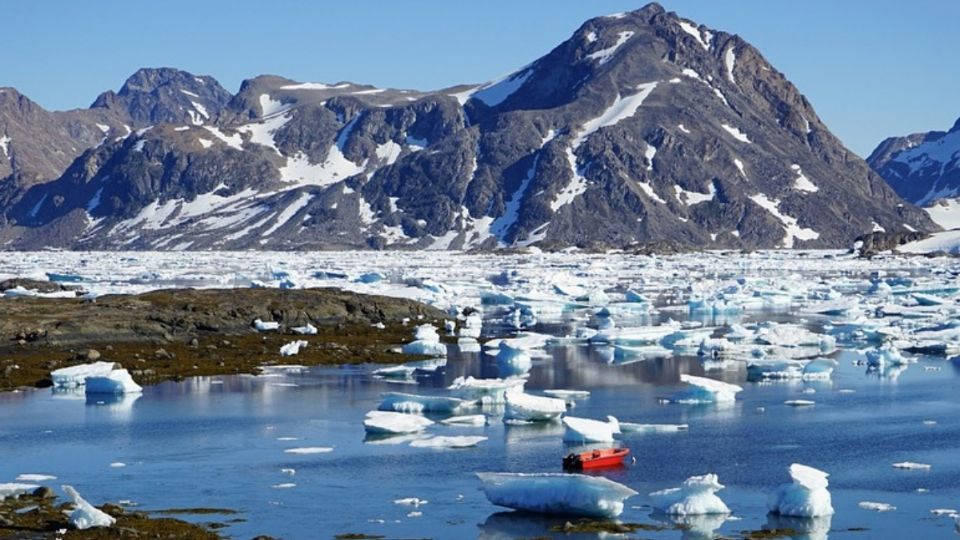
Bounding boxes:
[2,344,958,539]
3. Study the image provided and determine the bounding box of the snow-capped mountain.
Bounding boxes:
[0,3,936,250]
[869,117,960,215]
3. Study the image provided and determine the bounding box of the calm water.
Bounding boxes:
[2,336,958,539]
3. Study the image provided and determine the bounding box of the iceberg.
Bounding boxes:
[459,312,483,339]
[767,463,834,517]
[279,340,308,356]
[363,410,433,434]
[63,484,116,530]
[85,368,142,395]
[372,358,446,379]
[650,474,730,515]
[253,318,280,331]
[495,343,532,376]
[865,345,913,367]
[378,392,471,414]
[476,472,637,518]
[402,324,447,356]
[562,415,620,443]
[51,361,117,388]
[673,375,742,404]
[448,376,525,404]
[747,360,805,380]
[410,435,487,448]
[542,389,590,400]
[504,392,567,422]
[802,358,836,380]
[441,414,487,426]
[0,482,40,500]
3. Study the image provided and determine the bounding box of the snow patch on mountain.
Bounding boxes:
[750,193,819,248]
[586,31,635,65]
[791,164,819,193]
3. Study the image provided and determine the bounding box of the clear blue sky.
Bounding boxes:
[5,1,958,156]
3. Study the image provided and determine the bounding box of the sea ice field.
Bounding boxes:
[2,250,960,539]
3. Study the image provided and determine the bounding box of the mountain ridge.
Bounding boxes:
[0,3,938,251]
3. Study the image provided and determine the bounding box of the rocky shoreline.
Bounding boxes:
[0,286,447,392]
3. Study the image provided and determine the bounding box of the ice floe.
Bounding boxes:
[476,472,637,518]
[650,474,730,515]
[767,464,834,518]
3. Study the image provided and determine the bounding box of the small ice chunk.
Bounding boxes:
[0,483,40,500]
[859,501,896,512]
[785,400,815,407]
[767,464,834,517]
[892,462,931,470]
[441,414,487,426]
[673,374,742,403]
[254,318,280,331]
[291,323,317,335]
[63,485,116,530]
[504,392,567,422]
[650,474,730,515]
[109,462,126,468]
[476,472,637,518]
[363,410,433,434]
[562,415,620,443]
[283,447,333,455]
[542,389,590,399]
[409,435,487,448]
[15,474,57,482]
[394,497,427,506]
[279,340,308,356]
[448,376,525,404]
[619,423,688,433]
[85,369,142,395]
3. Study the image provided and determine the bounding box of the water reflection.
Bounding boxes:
[763,513,833,540]
[650,512,727,540]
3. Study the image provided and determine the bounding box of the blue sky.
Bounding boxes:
[5,1,957,156]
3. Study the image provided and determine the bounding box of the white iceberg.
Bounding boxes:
[291,323,317,335]
[802,358,836,380]
[410,435,487,448]
[63,484,116,530]
[363,410,434,434]
[51,361,117,388]
[402,324,447,356]
[448,376,525,404]
[542,389,590,400]
[378,392,470,414]
[495,343,532,376]
[441,414,487,426]
[865,345,913,367]
[892,461,931,470]
[459,312,483,339]
[476,472,637,518]
[673,375,742,404]
[767,463,834,517]
[253,318,280,331]
[747,360,805,380]
[504,392,567,422]
[650,474,730,515]
[279,340,308,356]
[85,368,142,395]
[562,415,620,443]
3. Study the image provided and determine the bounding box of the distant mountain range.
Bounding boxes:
[0,3,937,250]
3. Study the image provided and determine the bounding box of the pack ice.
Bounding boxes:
[767,463,834,517]
[363,411,433,434]
[650,474,730,515]
[476,472,637,518]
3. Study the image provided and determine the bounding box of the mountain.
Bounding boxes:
[868,117,960,207]
[0,3,937,250]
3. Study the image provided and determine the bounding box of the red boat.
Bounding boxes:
[562,447,630,470]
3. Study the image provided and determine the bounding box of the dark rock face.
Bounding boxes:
[90,67,232,126]
[0,3,938,250]
[868,117,960,205]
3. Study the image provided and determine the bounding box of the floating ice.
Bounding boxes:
[63,484,116,530]
[279,340,308,356]
[673,374,742,404]
[476,472,637,518]
[402,324,447,356]
[859,501,896,512]
[85,369,142,395]
[363,410,434,434]
[562,415,620,443]
[865,345,913,367]
[394,497,427,506]
[785,400,815,407]
[542,389,590,400]
[253,318,280,331]
[803,358,837,380]
[495,343,532,376]
[747,360,805,380]
[51,362,117,388]
[410,435,487,448]
[504,392,567,422]
[441,414,487,426]
[619,422,688,433]
[291,323,317,335]
[379,392,470,414]
[892,462,931,470]
[767,464,834,517]
[650,474,730,515]
[459,312,483,339]
[283,447,333,455]
[15,474,57,482]
[448,376,525,404]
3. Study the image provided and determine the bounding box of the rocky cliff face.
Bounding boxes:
[0,3,937,250]
[869,117,960,206]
